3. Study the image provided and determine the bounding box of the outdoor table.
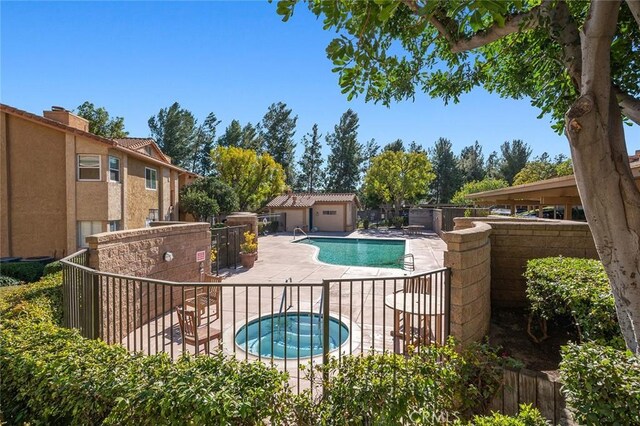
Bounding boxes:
[404,225,423,235]
[384,292,445,351]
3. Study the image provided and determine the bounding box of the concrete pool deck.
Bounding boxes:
[221,229,446,284]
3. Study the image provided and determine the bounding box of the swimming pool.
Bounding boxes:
[297,237,406,268]
[235,312,349,359]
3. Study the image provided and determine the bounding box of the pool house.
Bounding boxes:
[266,192,360,232]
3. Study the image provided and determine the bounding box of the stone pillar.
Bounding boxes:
[442,221,492,346]
[226,212,258,236]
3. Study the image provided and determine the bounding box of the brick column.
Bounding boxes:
[442,221,492,346]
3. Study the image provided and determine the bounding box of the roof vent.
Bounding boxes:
[51,106,67,111]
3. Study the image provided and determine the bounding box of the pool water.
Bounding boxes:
[235,312,349,359]
[298,237,406,268]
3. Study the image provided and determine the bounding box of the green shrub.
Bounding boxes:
[363,218,370,229]
[291,339,516,425]
[0,275,21,287]
[391,216,406,228]
[524,257,622,346]
[461,404,548,425]
[0,274,293,425]
[560,343,640,425]
[43,260,63,276]
[0,261,45,283]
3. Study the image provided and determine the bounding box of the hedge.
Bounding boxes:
[524,256,622,347]
[1,274,545,425]
[560,343,640,425]
[460,404,547,425]
[0,261,45,283]
[43,260,63,276]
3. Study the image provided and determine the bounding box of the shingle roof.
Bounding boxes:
[266,193,360,208]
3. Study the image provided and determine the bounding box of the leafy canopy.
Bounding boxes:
[211,146,286,211]
[76,101,128,139]
[180,189,219,222]
[180,176,239,216]
[363,149,434,211]
[452,178,508,205]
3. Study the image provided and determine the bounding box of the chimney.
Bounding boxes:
[43,106,90,132]
[292,195,297,206]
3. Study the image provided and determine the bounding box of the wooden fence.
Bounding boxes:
[488,368,575,425]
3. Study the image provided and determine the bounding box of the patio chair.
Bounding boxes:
[405,275,431,294]
[176,305,221,354]
[184,277,221,322]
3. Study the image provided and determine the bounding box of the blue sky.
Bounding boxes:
[2,1,639,160]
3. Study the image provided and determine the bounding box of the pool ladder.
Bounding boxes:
[399,253,415,271]
[293,227,308,241]
[278,278,293,317]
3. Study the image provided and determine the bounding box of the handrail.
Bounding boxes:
[398,253,415,271]
[278,278,293,316]
[293,227,308,241]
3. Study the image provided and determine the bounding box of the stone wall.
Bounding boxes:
[87,223,211,281]
[408,208,433,229]
[87,223,212,343]
[453,217,598,307]
[442,221,492,346]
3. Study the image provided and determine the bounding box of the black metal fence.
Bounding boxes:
[257,213,286,234]
[210,224,249,273]
[61,250,450,393]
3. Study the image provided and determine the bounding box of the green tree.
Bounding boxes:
[408,141,425,154]
[325,109,363,193]
[278,0,640,351]
[297,124,325,193]
[452,178,509,205]
[191,112,220,176]
[180,188,219,222]
[261,102,298,186]
[181,176,239,216]
[212,146,286,211]
[459,141,485,183]
[76,101,128,138]
[148,102,196,168]
[240,122,264,152]
[513,153,574,185]
[363,150,434,216]
[218,119,243,147]
[499,140,532,185]
[485,151,501,180]
[429,138,463,204]
[383,139,405,152]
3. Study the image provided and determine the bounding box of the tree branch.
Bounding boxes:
[626,0,640,28]
[614,86,640,125]
[402,1,542,53]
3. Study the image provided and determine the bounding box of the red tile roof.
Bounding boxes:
[114,137,154,150]
[267,193,360,208]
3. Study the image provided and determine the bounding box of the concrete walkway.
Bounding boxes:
[222,229,446,284]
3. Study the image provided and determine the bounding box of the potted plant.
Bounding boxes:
[239,231,258,269]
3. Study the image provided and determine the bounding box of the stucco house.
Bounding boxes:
[267,193,360,232]
[0,104,197,258]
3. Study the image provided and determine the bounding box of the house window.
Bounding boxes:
[145,167,157,190]
[109,156,120,182]
[77,221,102,248]
[77,155,101,181]
[108,220,120,232]
[322,210,337,215]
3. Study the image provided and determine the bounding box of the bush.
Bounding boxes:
[524,257,622,346]
[363,219,370,229]
[43,260,63,276]
[0,274,292,425]
[0,261,44,283]
[461,404,548,425]
[391,216,406,228]
[0,275,21,287]
[560,343,640,425]
[290,339,517,425]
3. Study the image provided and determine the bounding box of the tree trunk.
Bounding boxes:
[565,1,640,353]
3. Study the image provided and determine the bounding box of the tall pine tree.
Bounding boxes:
[261,102,298,186]
[429,138,463,204]
[499,139,532,184]
[148,102,196,168]
[240,122,264,152]
[218,120,243,147]
[459,141,485,183]
[192,112,220,176]
[297,124,325,193]
[325,109,363,193]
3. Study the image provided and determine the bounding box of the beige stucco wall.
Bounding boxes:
[1,114,68,257]
[273,208,305,232]
[454,217,598,307]
[0,113,9,257]
[442,222,492,346]
[312,203,346,232]
[126,157,160,228]
[75,136,109,221]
